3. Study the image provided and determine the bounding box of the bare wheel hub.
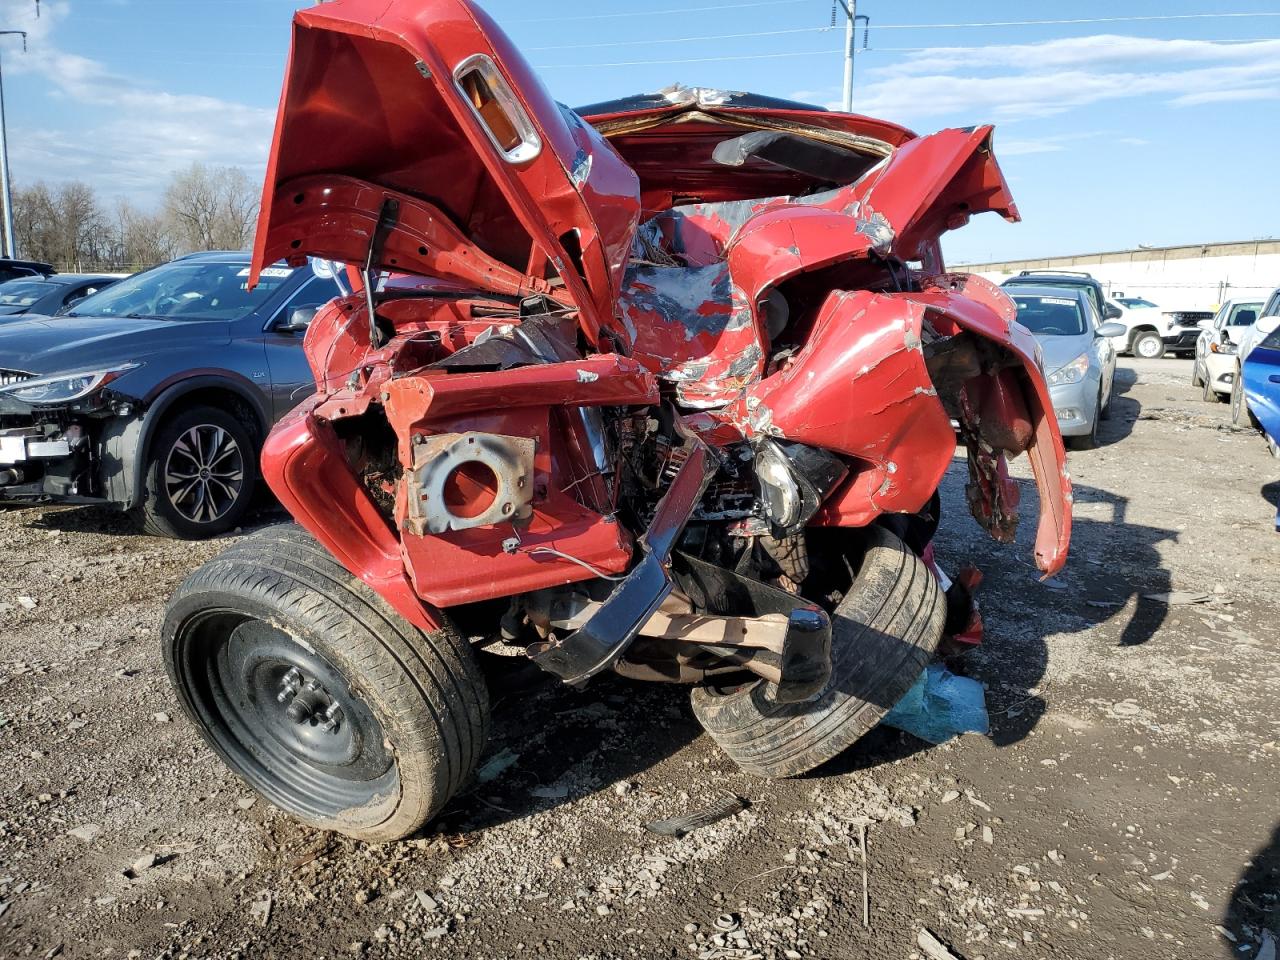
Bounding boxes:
[276,666,345,732]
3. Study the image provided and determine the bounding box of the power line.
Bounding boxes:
[534,36,1280,69]
[529,11,1280,52]
[869,12,1280,30]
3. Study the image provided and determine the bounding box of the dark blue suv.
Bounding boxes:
[0,251,343,538]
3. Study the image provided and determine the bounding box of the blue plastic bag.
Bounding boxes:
[879,664,990,744]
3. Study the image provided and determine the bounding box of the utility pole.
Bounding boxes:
[0,31,26,259]
[832,1,870,112]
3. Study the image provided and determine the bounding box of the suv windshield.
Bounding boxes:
[0,279,55,307]
[67,261,295,321]
[1011,295,1086,336]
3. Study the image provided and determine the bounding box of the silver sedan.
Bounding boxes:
[1008,286,1126,450]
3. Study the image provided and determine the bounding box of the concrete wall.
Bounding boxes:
[956,240,1280,311]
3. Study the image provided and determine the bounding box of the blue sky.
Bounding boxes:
[1,0,1278,262]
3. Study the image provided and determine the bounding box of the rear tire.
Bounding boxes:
[1202,375,1217,403]
[163,525,489,842]
[689,526,945,778]
[1132,331,1164,360]
[132,405,257,539]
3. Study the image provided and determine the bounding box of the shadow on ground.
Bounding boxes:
[815,473,1178,777]
[1227,822,1280,956]
[1098,365,1142,448]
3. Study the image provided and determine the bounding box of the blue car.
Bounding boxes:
[1242,318,1280,459]
[1242,317,1280,531]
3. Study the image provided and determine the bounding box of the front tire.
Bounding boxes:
[163,525,489,842]
[1202,373,1217,403]
[1132,330,1165,360]
[689,527,945,778]
[132,405,257,539]
[1231,369,1254,427]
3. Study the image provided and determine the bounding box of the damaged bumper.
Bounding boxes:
[529,436,715,684]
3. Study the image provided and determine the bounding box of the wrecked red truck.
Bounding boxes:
[162,0,1071,841]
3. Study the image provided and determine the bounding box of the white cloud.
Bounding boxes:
[799,35,1280,124]
[1,0,274,199]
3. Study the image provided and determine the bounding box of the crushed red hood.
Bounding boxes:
[250,0,643,344]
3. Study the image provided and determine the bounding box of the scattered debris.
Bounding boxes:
[530,783,569,800]
[67,824,101,842]
[415,891,439,913]
[17,596,37,610]
[152,712,171,723]
[476,748,519,783]
[645,794,749,838]
[123,853,157,879]
[249,892,273,927]
[1142,591,1212,605]
[941,790,961,804]
[880,664,989,743]
[917,927,965,960]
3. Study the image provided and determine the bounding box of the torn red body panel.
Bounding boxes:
[251,0,1071,672]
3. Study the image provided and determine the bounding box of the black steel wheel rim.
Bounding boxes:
[164,424,245,524]
[174,610,398,824]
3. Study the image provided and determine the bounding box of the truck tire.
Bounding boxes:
[689,526,945,778]
[1131,330,1164,360]
[132,405,257,539]
[163,525,489,842]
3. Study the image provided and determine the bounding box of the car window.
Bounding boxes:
[1260,325,1280,351]
[67,262,297,322]
[272,275,343,330]
[0,279,54,307]
[1228,304,1261,327]
[1118,297,1158,309]
[1083,297,1101,330]
[1011,295,1087,336]
[1263,291,1280,320]
[288,276,342,312]
[63,282,105,308]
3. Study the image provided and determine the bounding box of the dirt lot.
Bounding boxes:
[2,356,1279,960]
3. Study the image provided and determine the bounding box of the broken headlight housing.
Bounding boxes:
[0,363,139,405]
[753,440,849,533]
[1047,353,1089,387]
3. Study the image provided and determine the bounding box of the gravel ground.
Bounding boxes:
[2,356,1278,960]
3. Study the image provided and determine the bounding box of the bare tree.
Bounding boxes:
[54,182,107,271]
[13,182,58,264]
[162,163,259,253]
[8,164,258,272]
[114,198,177,271]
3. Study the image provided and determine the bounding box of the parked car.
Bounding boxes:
[162,0,1074,843]
[1241,318,1280,457]
[1007,286,1124,449]
[1232,286,1280,426]
[0,274,119,319]
[0,251,342,537]
[0,258,55,283]
[1161,308,1215,359]
[1002,270,1122,325]
[1104,294,1168,359]
[1193,299,1263,402]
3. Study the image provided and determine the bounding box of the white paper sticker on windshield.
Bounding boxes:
[1040,297,1076,306]
[237,267,293,278]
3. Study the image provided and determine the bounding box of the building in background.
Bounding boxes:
[958,239,1279,312]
